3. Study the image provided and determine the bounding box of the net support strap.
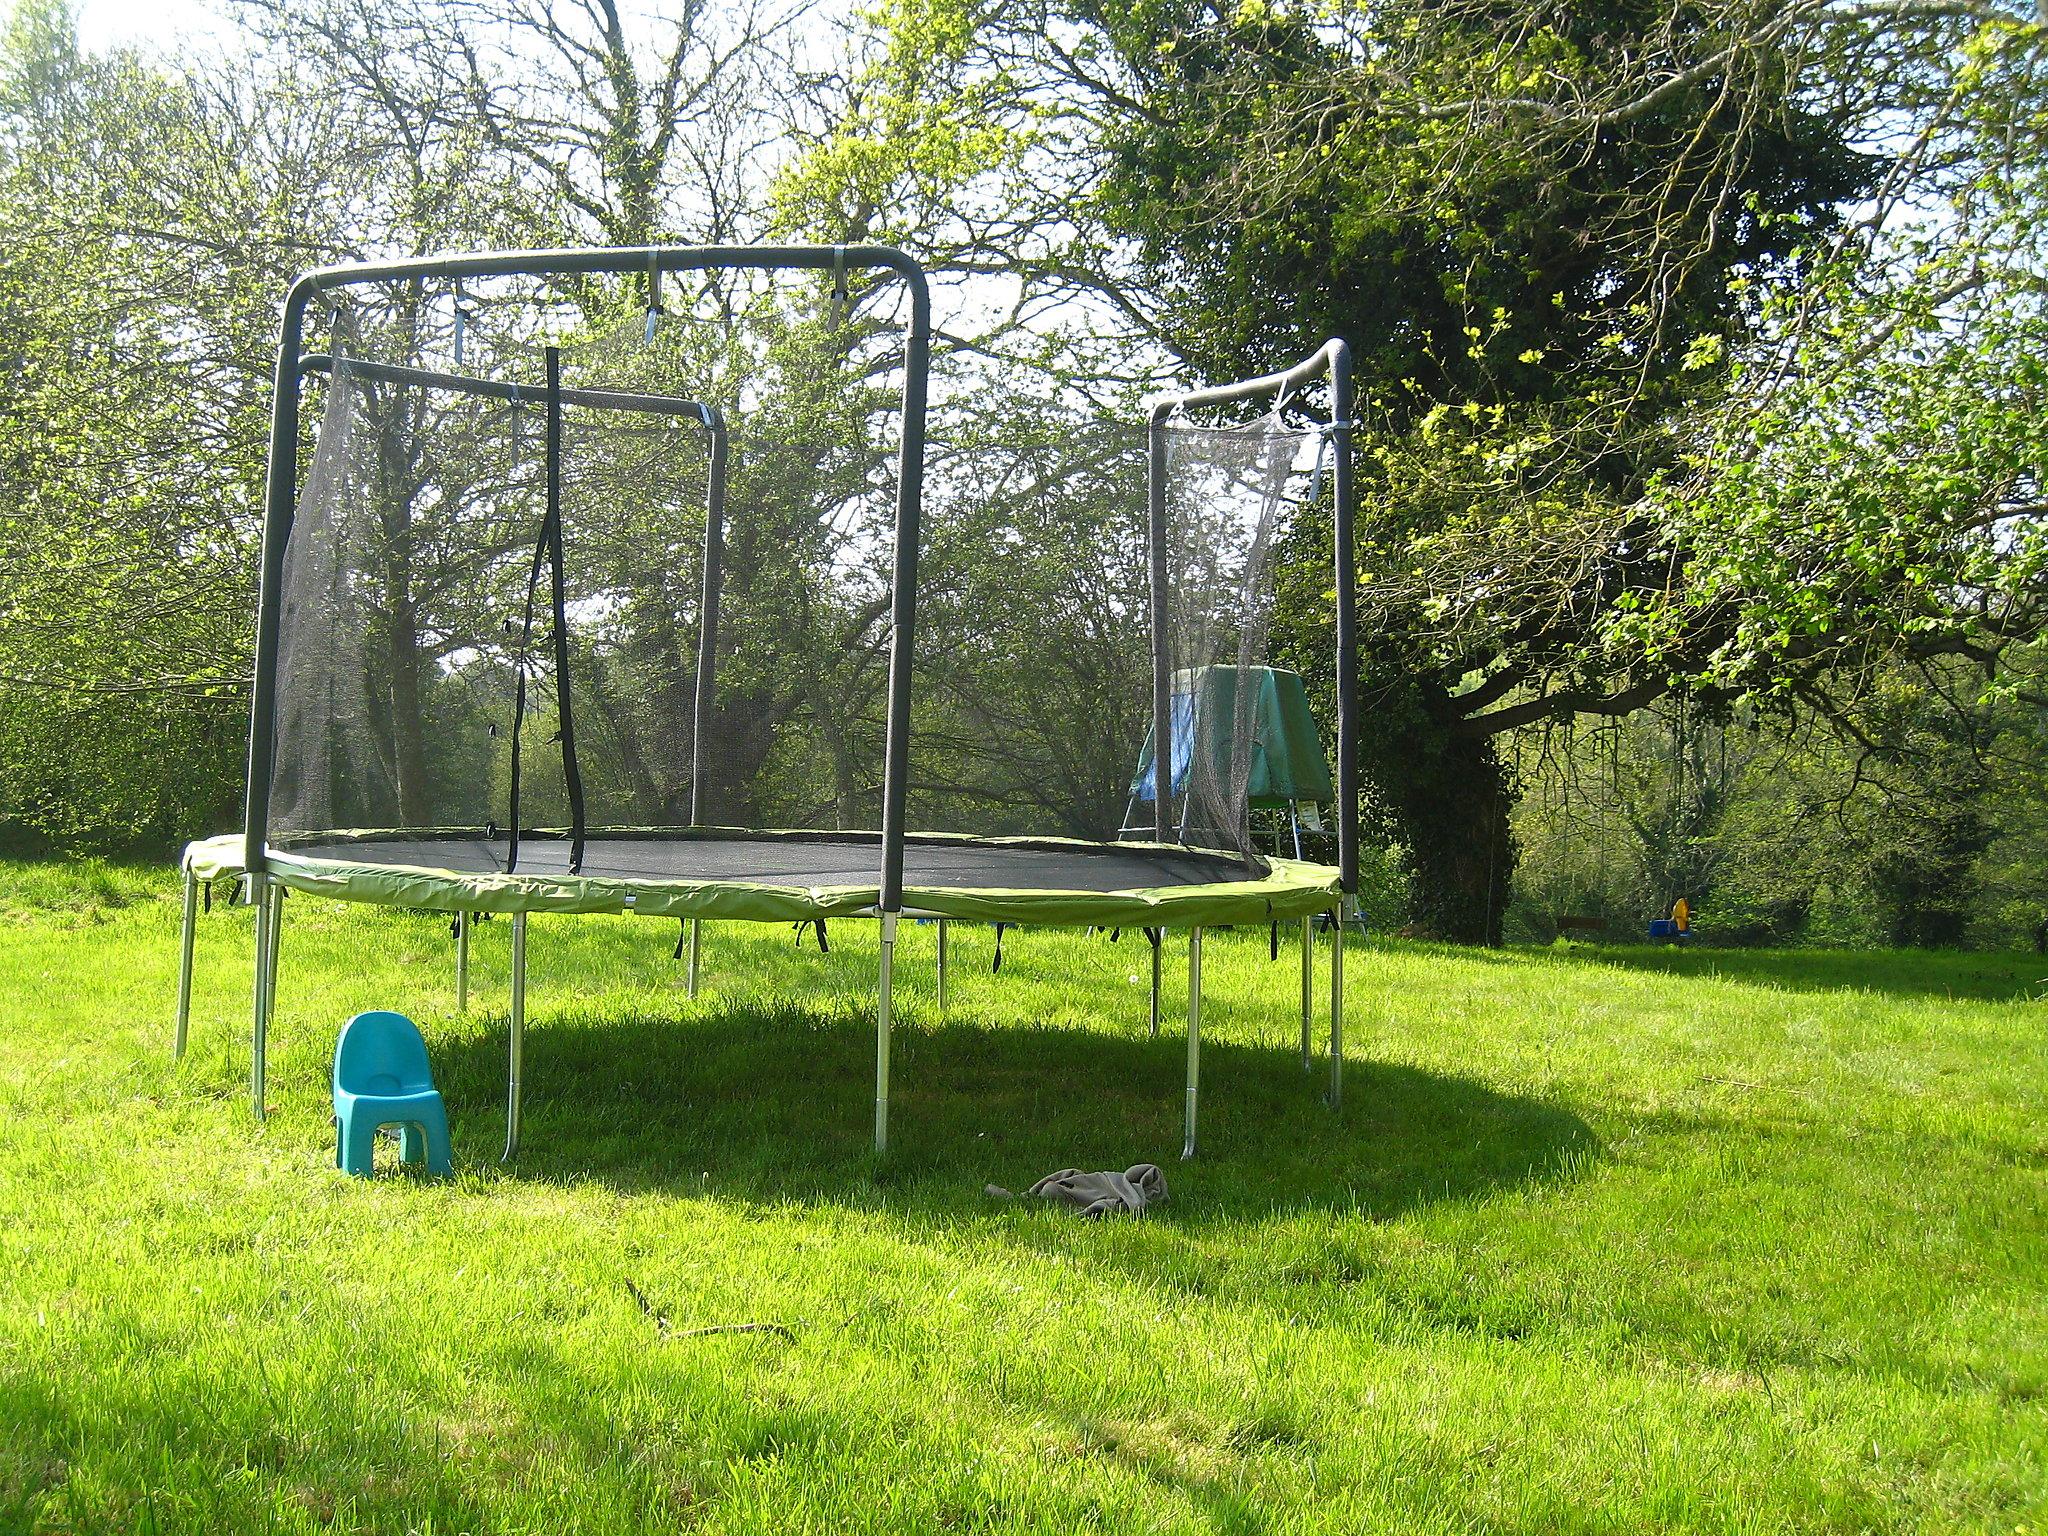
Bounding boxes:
[546,348,587,871]
[504,346,587,873]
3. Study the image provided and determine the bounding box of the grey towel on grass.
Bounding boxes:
[986,1164,1168,1216]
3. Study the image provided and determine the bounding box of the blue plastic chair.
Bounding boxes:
[333,1010,452,1177]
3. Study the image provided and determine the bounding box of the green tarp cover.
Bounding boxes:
[1128,666,1336,807]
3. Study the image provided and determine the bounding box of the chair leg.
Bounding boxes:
[420,1099,453,1176]
[398,1122,426,1166]
[340,1111,380,1177]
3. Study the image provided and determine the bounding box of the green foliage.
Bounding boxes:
[0,0,818,851]
[1633,28,2048,700]
[0,2,269,849]
[1505,667,2048,949]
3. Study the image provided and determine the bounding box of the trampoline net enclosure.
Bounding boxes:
[262,257,1338,896]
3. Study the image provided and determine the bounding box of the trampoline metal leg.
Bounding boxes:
[1330,901,1345,1110]
[1149,934,1162,1039]
[936,918,948,1016]
[504,911,526,1162]
[174,866,197,1060]
[266,880,284,1010]
[876,911,897,1154]
[455,910,470,1012]
[1183,926,1202,1160]
[1299,915,1313,1071]
[250,875,271,1122]
[687,918,702,1000]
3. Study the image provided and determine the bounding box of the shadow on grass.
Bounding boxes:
[1490,941,2047,1004]
[427,1001,1598,1227]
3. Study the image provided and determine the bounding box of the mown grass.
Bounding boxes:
[0,857,2043,1533]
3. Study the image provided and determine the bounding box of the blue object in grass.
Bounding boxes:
[1647,919,1678,940]
[332,1010,452,1177]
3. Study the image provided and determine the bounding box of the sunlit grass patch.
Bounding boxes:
[0,859,2043,1532]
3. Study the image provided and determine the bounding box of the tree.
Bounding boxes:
[790,0,1881,936]
[0,1,331,847]
[793,0,2048,942]
[0,0,837,848]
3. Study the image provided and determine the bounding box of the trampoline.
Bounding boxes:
[175,243,1359,1161]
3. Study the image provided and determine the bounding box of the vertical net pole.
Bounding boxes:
[244,284,313,879]
[456,910,470,1012]
[1330,343,1360,902]
[249,873,270,1121]
[689,411,728,827]
[1149,932,1162,1038]
[1146,409,1174,840]
[1329,343,1356,1116]
[876,910,897,1153]
[252,879,282,1121]
[874,262,929,1157]
[1330,899,1345,1109]
[877,265,931,915]
[266,884,284,1032]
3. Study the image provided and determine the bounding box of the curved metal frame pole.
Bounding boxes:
[242,243,931,1154]
[242,244,928,895]
[876,912,898,1153]
[174,866,198,1059]
[1330,900,1346,1109]
[935,918,948,1015]
[1183,927,1203,1159]
[455,910,471,1012]
[686,919,703,999]
[1147,338,1359,1125]
[1299,915,1313,1070]
[1144,337,1359,899]
[504,911,527,1162]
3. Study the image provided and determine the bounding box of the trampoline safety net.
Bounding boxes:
[266,271,1328,883]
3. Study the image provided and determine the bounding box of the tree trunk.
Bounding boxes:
[386,593,431,826]
[1362,677,1518,944]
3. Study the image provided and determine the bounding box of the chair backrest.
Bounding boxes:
[333,1010,435,1094]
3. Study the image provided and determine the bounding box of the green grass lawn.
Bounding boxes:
[1,858,2044,1533]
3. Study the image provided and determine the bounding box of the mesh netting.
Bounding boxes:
[906,413,1313,869]
[268,277,1327,882]
[269,308,726,867]
[269,360,540,849]
[1156,416,1304,861]
[906,417,1153,841]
